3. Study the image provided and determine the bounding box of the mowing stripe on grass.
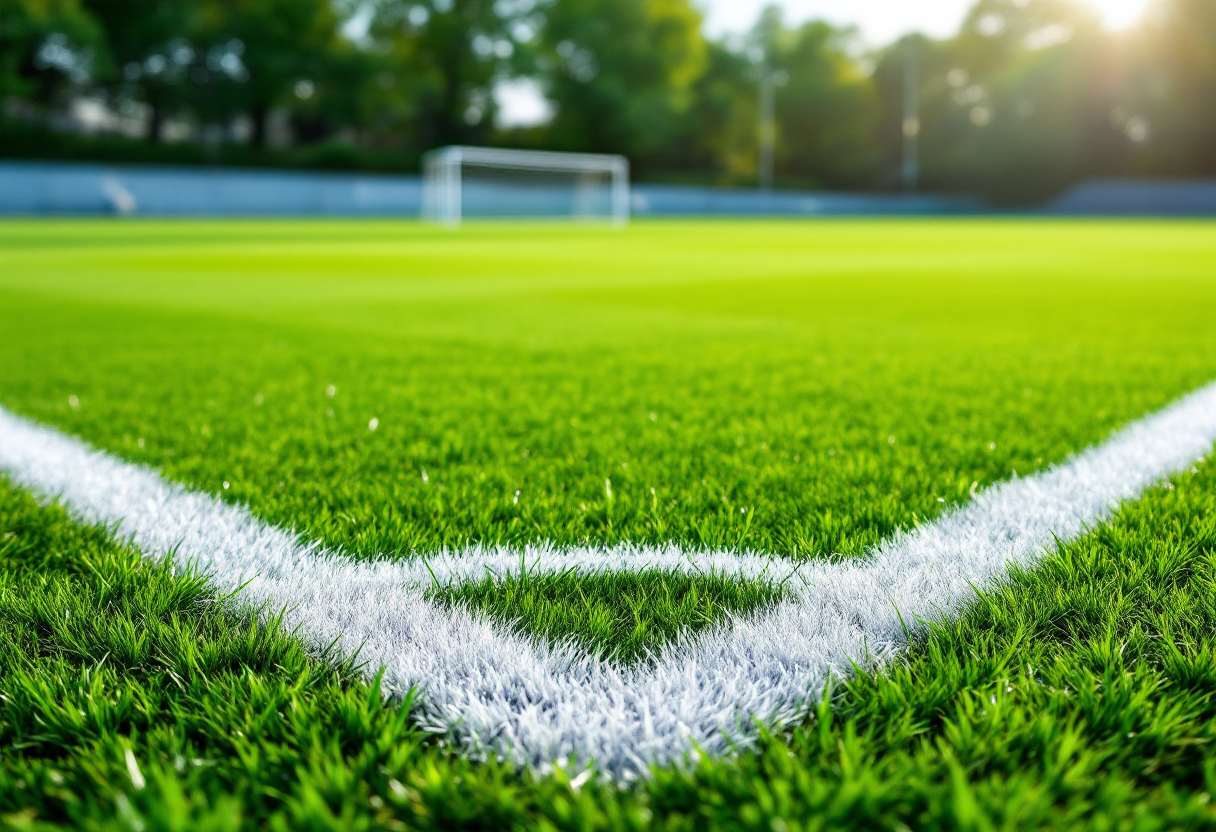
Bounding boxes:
[1,382,1215,778]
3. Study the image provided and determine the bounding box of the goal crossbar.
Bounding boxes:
[422,146,630,227]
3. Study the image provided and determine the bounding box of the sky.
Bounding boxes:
[701,0,1155,45]
[702,0,973,45]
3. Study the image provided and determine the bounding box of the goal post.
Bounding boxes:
[421,146,630,226]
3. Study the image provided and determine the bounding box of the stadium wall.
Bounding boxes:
[1047,179,1216,216]
[1,160,1214,217]
[0,161,422,217]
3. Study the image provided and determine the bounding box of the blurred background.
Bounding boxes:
[2,0,1214,209]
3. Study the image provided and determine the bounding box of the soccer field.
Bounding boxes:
[3,218,1216,828]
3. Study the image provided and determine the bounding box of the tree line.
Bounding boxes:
[3,0,1214,202]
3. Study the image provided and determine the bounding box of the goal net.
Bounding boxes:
[421,146,630,226]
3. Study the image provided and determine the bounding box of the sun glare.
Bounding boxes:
[1085,0,1153,30]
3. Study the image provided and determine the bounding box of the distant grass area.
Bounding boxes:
[2,217,1214,663]
[1,220,1214,562]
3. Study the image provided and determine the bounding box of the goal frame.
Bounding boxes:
[421,146,630,227]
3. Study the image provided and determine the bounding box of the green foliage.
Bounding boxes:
[0,0,102,105]
[926,0,1114,202]
[5,0,1215,197]
[1126,0,1216,177]
[758,11,881,189]
[196,0,346,147]
[0,117,424,172]
[80,0,203,140]
[361,0,531,148]
[539,0,707,168]
[872,0,1216,201]
[669,42,760,182]
[434,569,784,663]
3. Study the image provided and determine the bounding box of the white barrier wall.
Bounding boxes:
[0,161,423,216]
[0,161,972,217]
[2,161,1213,217]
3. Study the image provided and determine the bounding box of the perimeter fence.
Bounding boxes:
[2,161,1213,218]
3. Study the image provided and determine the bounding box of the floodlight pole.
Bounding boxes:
[759,64,776,192]
[901,38,920,193]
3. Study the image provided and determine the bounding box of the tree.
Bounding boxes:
[872,0,1120,203]
[0,0,101,110]
[81,0,202,141]
[670,41,759,181]
[946,0,1114,202]
[758,12,880,189]
[361,0,532,150]
[538,0,707,171]
[197,0,345,148]
[1126,0,1216,176]
[286,41,398,148]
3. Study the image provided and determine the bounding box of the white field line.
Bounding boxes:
[2,383,1216,778]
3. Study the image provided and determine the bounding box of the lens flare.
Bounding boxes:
[1086,0,1151,29]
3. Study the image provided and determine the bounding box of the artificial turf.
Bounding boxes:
[2,218,1215,659]
[431,569,785,664]
[3,437,1216,829]
[2,220,1215,561]
[1,218,1216,827]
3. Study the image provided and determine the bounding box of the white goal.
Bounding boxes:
[421,146,630,226]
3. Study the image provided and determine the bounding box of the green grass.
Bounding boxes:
[1,220,1214,562]
[432,569,785,663]
[2,217,1216,827]
[2,218,1215,659]
[0,474,441,831]
[4,447,1216,829]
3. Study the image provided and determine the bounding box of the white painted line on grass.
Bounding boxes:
[1,382,1215,778]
